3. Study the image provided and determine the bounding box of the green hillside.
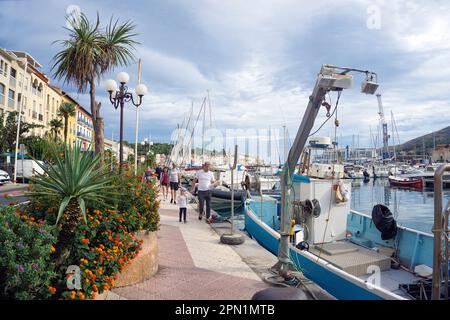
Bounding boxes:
[396,126,450,154]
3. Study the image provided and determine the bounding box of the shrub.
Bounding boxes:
[111,165,160,232]
[0,206,57,300]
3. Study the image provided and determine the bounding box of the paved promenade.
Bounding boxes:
[111,198,274,300]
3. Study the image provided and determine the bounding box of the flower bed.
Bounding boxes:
[0,165,160,300]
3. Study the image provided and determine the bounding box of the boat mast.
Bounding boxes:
[377,94,390,161]
[391,111,396,162]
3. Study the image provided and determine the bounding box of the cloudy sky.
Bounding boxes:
[1,0,449,159]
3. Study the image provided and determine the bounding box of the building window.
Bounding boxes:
[9,67,16,87]
[0,82,5,106]
[47,95,50,110]
[37,83,43,97]
[8,89,15,108]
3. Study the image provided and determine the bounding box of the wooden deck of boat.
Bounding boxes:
[308,240,423,299]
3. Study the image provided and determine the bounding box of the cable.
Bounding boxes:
[308,91,342,138]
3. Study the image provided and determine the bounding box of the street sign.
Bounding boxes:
[6,156,10,164]
[19,144,27,155]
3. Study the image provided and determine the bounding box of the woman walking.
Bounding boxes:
[169,162,181,204]
[160,166,170,200]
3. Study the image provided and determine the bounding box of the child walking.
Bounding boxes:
[176,189,190,223]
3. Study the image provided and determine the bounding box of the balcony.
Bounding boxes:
[77,117,93,128]
[9,76,16,88]
[77,131,92,140]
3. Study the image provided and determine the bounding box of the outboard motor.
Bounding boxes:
[372,204,398,240]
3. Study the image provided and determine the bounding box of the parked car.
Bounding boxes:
[0,169,11,185]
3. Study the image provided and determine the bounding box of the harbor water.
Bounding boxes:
[226,178,450,235]
[351,178,450,234]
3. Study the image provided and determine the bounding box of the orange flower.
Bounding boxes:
[50,246,56,253]
[48,286,57,294]
[91,292,97,299]
[70,291,76,300]
[81,238,90,245]
[77,292,85,300]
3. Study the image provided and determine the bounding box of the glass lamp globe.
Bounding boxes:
[104,79,117,92]
[135,84,148,96]
[116,72,130,84]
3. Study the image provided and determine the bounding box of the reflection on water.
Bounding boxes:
[351,179,450,234]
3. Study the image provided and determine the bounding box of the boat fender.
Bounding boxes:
[335,181,349,203]
[296,241,310,251]
[372,204,398,240]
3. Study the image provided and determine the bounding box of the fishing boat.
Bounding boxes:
[243,64,450,300]
[388,176,424,189]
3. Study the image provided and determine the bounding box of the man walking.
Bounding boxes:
[191,161,217,223]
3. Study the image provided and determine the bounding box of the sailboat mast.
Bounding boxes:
[202,95,206,164]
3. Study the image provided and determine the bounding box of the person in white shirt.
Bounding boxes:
[169,163,181,204]
[190,161,217,223]
[176,189,192,223]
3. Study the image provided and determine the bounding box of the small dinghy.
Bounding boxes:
[388,176,423,189]
[210,187,247,213]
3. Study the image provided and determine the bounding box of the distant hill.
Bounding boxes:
[395,126,450,154]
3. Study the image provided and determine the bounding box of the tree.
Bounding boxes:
[58,102,76,144]
[52,12,139,160]
[49,119,63,142]
[0,111,42,152]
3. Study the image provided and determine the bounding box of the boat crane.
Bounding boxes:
[275,64,379,273]
[376,93,390,160]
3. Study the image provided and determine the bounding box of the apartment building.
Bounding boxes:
[0,49,56,137]
[76,105,94,151]
[0,48,100,155]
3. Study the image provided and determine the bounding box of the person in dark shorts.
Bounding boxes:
[169,163,181,204]
[155,165,163,182]
[160,166,170,200]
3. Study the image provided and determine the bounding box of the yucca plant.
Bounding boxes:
[28,142,116,265]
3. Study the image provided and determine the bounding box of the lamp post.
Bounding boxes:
[141,139,153,166]
[105,72,148,172]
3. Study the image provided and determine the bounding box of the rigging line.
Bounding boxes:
[184,97,207,160]
[180,103,195,164]
[308,90,342,138]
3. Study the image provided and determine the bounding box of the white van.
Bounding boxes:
[15,159,45,180]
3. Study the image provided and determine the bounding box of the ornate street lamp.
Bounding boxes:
[104,72,148,172]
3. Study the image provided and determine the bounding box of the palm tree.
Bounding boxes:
[52,13,139,159]
[28,143,116,266]
[49,118,63,142]
[58,102,76,144]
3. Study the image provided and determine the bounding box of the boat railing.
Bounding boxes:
[350,209,433,237]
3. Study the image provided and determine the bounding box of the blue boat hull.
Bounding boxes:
[244,201,407,300]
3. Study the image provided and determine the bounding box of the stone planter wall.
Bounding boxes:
[95,230,158,299]
[116,230,158,287]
